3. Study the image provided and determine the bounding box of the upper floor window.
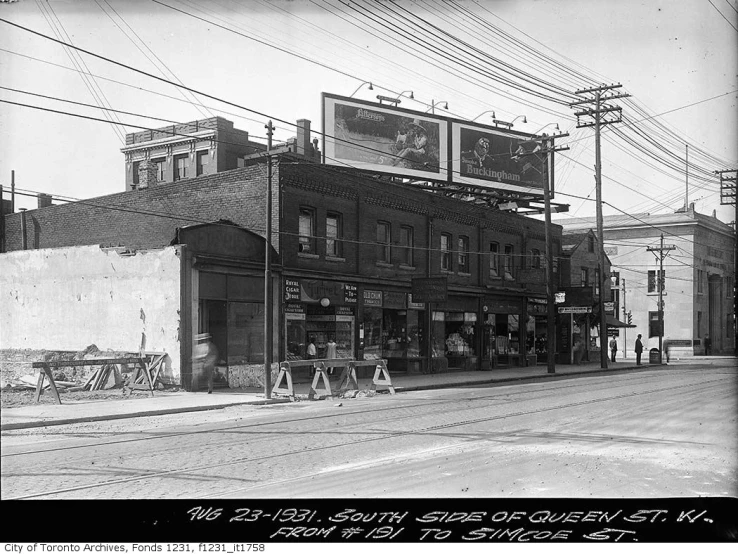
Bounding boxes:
[299,207,317,254]
[174,153,188,181]
[152,158,166,182]
[581,267,589,287]
[588,235,595,252]
[489,242,499,278]
[326,212,343,258]
[530,248,542,269]
[132,161,140,185]
[196,151,209,176]
[377,221,391,263]
[504,244,515,280]
[399,225,414,266]
[458,236,470,273]
[441,233,452,271]
[648,270,665,293]
[594,268,600,296]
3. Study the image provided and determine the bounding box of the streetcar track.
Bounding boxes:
[3,374,729,500]
[0,370,694,458]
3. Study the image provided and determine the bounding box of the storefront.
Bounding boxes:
[527,297,548,364]
[361,289,426,373]
[283,278,357,363]
[480,296,525,368]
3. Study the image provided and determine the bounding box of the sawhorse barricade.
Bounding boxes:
[30,352,168,404]
[272,359,395,401]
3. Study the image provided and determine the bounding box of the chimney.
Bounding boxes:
[296,119,311,157]
[138,160,158,189]
[38,193,52,208]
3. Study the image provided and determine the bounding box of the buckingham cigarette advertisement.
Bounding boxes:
[452,122,550,196]
[323,94,449,180]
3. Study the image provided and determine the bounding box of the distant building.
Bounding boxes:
[559,205,736,357]
[120,116,266,191]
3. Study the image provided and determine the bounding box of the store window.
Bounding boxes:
[441,233,452,271]
[326,212,343,258]
[299,207,317,254]
[377,221,391,263]
[458,236,470,273]
[504,244,515,280]
[363,305,426,365]
[437,312,477,368]
[399,225,414,266]
[482,313,520,361]
[295,305,355,361]
[489,242,499,278]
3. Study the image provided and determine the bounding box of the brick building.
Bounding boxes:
[2,120,566,389]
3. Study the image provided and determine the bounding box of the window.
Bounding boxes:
[326,212,343,258]
[132,161,140,185]
[697,311,702,338]
[504,244,514,280]
[441,233,452,271]
[649,311,663,338]
[697,270,704,293]
[594,268,600,296]
[399,225,414,266]
[377,221,391,263]
[298,207,316,254]
[489,242,500,278]
[530,248,541,269]
[588,235,595,252]
[152,158,166,182]
[174,154,188,181]
[458,236,469,273]
[581,268,589,287]
[648,270,666,293]
[196,150,208,176]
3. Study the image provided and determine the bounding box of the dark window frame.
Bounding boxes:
[326,211,343,258]
[458,235,470,273]
[441,233,452,271]
[196,150,209,176]
[377,221,391,263]
[298,206,317,254]
[489,242,500,278]
[174,153,188,181]
[399,225,414,266]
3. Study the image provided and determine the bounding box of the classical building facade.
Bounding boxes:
[559,206,736,357]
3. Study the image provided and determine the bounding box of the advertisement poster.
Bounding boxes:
[323,94,448,180]
[452,122,551,196]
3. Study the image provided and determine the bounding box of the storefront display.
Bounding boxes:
[433,311,477,370]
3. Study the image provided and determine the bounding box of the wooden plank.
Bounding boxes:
[34,370,45,403]
[308,362,333,400]
[44,365,63,404]
[272,363,295,401]
[32,358,142,368]
[139,358,155,397]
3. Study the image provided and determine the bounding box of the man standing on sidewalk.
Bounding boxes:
[609,337,618,363]
[635,334,644,365]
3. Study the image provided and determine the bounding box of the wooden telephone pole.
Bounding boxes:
[571,84,630,369]
[716,169,737,356]
[647,235,676,362]
[264,121,275,399]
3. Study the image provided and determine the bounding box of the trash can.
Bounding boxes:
[649,348,661,364]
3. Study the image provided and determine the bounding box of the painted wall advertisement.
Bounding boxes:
[323,94,448,180]
[452,122,551,195]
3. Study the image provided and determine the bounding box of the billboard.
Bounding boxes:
[451,122,551,196]
[323,94,449,180]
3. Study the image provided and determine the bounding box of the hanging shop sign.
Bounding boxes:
[604,302,615,313]
[284,279,301,302]
[558,306,592,314]
[407,294,425,310]
[283,278,358,305]
[383,291,407,309]
[284,303,305,320]
[344,283,358,304]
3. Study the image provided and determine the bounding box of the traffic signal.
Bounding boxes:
[627,311,632,325]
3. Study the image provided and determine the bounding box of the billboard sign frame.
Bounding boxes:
[322,93,449,181]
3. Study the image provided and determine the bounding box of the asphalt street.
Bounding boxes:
[1,361,735,500]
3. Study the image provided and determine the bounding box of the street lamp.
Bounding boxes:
[492,115,527,128]
[349,81,373,98]
[396,90,414,100]
[472,110,496,122]
[378,90,414,105]
[426,100,449,114]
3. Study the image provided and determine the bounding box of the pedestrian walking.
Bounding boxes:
[663,339,671,363]
[635,334,644,365]
[573,337,584,365]
[704,334,712,355]
[193,333,219,393]
[609,337,618,363]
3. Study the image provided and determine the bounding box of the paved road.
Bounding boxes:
[1,362,735,499]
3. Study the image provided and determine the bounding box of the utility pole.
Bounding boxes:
[647,235,676,362]
[716,169,737,356]
[685,144,689,211]
[264,121,275,399]
[517,131,569,374]
[571,84,630,369]
[621,278,627,358]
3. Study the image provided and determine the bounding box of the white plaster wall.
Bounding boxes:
[1,245,182,382]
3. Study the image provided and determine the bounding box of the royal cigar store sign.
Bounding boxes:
[284,278,358,304]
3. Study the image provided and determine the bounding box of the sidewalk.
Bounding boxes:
[0,357,709,431]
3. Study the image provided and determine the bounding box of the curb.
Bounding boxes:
[0,363,665,431]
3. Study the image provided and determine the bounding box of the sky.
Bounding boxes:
[1,0,736,226]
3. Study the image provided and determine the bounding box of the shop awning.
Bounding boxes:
[606,314,636,328]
